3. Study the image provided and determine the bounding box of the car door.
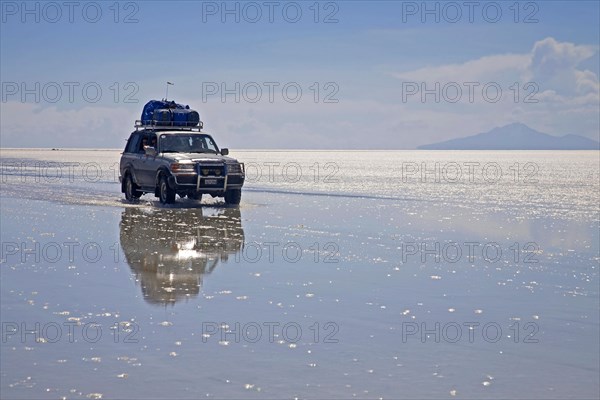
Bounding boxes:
[138,133,160,189]
[121,133,144,185]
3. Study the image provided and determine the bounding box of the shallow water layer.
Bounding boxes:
[1,149,598,219]
[0,150,598,399]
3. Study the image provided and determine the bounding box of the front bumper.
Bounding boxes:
[170,163,245,192]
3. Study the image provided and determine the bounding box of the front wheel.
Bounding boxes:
[159,175,176,204]
[224,188,241,205]
[124,173,142,201]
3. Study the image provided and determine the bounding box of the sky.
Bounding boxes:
[1,0,599,149]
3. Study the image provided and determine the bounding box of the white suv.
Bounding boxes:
[119,123,245,205]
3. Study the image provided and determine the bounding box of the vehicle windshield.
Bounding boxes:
[159,134,219,154]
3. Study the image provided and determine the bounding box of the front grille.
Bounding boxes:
[197,164,225,177]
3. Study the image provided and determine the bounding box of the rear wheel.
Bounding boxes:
[224,188,241,205]
[124,173,142,201]
[159,175,176,204]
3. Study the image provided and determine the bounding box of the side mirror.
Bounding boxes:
[220,148,229,156]
[144,146,157,157]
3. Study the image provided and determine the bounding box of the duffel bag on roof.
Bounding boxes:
[172,109,200,127]
[153,109,172,126]
[141,100,168,124]
[141,99,199,126]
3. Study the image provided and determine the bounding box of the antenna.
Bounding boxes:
[165,82,174,100]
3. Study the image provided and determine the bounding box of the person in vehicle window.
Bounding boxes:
[140,137,148,153]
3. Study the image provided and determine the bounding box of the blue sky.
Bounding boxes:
[1,0,599,149]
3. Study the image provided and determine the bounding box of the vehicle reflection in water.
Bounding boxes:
[119,206,244,305]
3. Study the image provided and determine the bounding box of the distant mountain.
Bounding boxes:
[418,123,599,150]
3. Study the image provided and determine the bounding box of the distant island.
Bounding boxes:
[418,123,599,150]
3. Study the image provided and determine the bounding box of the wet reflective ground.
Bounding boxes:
[1,150,598,399]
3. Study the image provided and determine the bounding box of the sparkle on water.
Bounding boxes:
[0,149,598,399]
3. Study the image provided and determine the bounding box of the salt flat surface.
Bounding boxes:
[0,149,598,399]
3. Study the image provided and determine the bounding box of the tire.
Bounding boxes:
[190,193,202,201]
[124,173,142,201]
[224,188,241,205]
[159,175,176,204]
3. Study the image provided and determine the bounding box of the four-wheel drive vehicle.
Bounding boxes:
[119,122,245,205]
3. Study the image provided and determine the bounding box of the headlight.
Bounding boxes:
[227,163,242,174]
[171,163,195,173]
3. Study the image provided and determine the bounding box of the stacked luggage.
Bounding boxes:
[141,100,200,127]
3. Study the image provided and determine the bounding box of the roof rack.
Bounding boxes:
[135,120,204,131]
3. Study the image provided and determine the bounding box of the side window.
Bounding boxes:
[125,134,141,153]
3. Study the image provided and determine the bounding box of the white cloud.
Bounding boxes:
[528,37,598,97]
[393,37,598,100]
[530,37,595,76]
[392,53,530,83]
